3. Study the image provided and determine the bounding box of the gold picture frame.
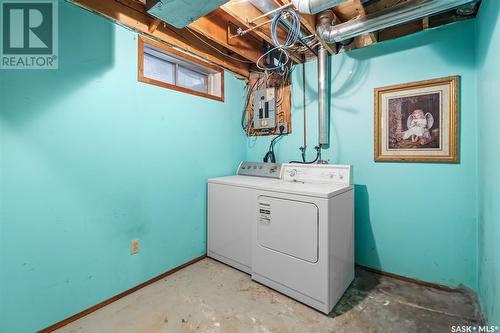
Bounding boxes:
[374,76,459,163]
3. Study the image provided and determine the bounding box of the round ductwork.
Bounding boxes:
[291,0,348,15]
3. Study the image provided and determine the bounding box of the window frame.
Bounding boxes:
[138,36,224,102]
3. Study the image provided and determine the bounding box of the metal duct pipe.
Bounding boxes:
[249,0,279,17]
[316,0,477,43]
[317,10,337,45]
[318,45,329,146]
[292,0,348,15]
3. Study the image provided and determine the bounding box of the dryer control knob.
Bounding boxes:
[288,169,297,177]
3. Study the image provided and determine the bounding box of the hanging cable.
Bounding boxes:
[255,8,301,72]
[263,125,286,163]
[241,78,261,133]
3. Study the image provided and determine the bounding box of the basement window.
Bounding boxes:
[138,36,224,101]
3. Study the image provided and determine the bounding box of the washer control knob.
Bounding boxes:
[288,169,297,177]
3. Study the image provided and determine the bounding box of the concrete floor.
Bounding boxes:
[55,258,482,333]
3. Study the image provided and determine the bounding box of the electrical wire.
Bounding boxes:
[293,38,321,53]
[263,125,286,163]
[248,8,297,93]
[256,47,290,71]
[240,79,260,133]
[255,8,301,72]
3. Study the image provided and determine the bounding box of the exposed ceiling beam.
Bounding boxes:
[336,0,378,49]
[68,0,477,74]
[336,0,479,48]
[332,0,365,21]
[220,1,303,64]
[364,0,411,14]
[148,18,161,33]
[68,0,250,77]
[188,9,262,63]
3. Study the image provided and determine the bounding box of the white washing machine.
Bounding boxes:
[207,162,282,274]
[208,162,354,314]
[252,163,354,314]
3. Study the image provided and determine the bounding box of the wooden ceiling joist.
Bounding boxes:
[220,1,303,64]
[69,0,481,78]
[188,9,262,63]
[335,0,378,50]
[69,0,250,77]
[148,18,161,33]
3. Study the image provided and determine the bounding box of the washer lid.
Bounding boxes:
[208,176,352,198]
[208,175,279,189]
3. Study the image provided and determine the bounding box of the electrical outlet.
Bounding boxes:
[130,239,139,255]
[277,122,288,134]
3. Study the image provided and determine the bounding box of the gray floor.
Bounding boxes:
[55,258,482,333]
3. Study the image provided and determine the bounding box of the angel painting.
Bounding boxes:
[384,92,441,150]
[375,76,459,163]
[402,109,434,145]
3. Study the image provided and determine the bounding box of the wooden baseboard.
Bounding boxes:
[356,264,455,292]
[39,255,206,333]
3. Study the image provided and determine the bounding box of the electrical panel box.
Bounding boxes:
[253,88,276,130]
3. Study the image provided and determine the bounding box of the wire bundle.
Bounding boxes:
[256,8,302,72]
[292,34,320,54]
[263,125,286,163]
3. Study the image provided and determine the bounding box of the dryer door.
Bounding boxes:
[258,196,318,263]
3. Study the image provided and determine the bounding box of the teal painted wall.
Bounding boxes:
[246,21,478,290]
[1,1,496,331]
[0,2,246,332]
[476,0,500,326]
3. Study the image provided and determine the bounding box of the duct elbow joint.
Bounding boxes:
[316,10,337,44]
[316,24,335,44]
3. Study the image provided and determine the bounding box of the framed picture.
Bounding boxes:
[374,76,459,163]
